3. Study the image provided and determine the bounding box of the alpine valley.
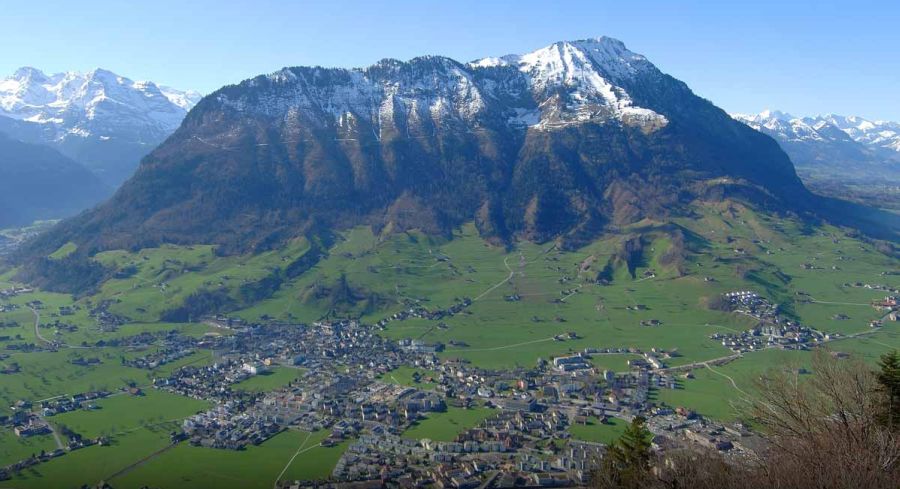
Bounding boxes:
[0,67,200,227]
[0,37,898,489]
[733,110,900,209]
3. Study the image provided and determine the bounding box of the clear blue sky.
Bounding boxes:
[4,0,898,120]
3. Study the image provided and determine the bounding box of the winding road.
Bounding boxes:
[30,307,52,345]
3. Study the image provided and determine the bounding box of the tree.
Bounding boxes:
[877,350,900,430]
[599,350,900,489]
[596,416,653,489]
[743,349,900,489]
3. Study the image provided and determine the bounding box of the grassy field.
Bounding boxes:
[113,429,348,489]
[232,367,304,393]
[1,427,347,489]
[655,323,900,420]
[568,416,628,444]
[51,389,210,439]
[0,430,60,467]
[91,240,310,323]
[0,347,216,415]
[377,366,440,390]
[48,242,77,260]
[403,406,495,441]
[3,426,175,489]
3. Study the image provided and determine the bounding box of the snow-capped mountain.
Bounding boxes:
[28,36,813,255]
[216,37,669,134]
[732,110,900,182]
[0,67,201,186]
[817,114,900,154]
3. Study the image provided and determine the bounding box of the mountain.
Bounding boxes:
[25,36,898,267]
[0,67,201,187]
[732,110,900,183]
[0,132,111,228]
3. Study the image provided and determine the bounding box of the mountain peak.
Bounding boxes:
[25,36,810,256]
[0,67,203,187]
[11,66,48,81]
[85,67,127,83]
[0,66,200,132]
[471,37,649,78]
[731,109,900,176]
[758,109,794,121]
[217,36,666,132]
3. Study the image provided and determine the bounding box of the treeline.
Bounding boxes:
[160,288,235,323]
[15,255,106,295]
[237,242,326,305]
[160,242,326,322]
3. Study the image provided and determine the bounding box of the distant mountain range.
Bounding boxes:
[23,36,832,260]
[0,67,200,187]
[732,110,900,183]
[0,132,109,228]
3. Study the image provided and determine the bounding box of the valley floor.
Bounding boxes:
[0,201,897,487]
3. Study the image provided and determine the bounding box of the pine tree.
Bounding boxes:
[598,416,653,488]
[876,350,900,430]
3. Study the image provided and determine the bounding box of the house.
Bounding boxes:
[242,363,268,375]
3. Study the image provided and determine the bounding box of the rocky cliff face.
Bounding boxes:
[24,37,811,256]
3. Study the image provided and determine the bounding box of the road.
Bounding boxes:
[47,423,65,450]
[30,307,53,345]
[444,336,557,353]
[704,363,750,397]
[473,256,514,302]
[658,308,895,375]
[29,306,133,351]
[24,308,67,451]
[106,440,179,481]
[273,430,316,488]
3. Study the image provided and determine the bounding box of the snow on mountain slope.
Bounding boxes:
[214,37,668,135]
[0,67,201,187]
[29,35,811,256]
[816,114,900,153]
[0,67,198,139]
[733,110,900,158]
[732,110,900,182]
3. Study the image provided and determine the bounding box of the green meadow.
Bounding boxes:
[232,366,304,393]
[51,389,210,439]
[113,429,348,489]
[403,406,495,441]
[568,416,628,444]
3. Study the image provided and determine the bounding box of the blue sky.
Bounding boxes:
[4,0,898,119]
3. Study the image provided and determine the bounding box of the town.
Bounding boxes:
[0,287,894,487]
